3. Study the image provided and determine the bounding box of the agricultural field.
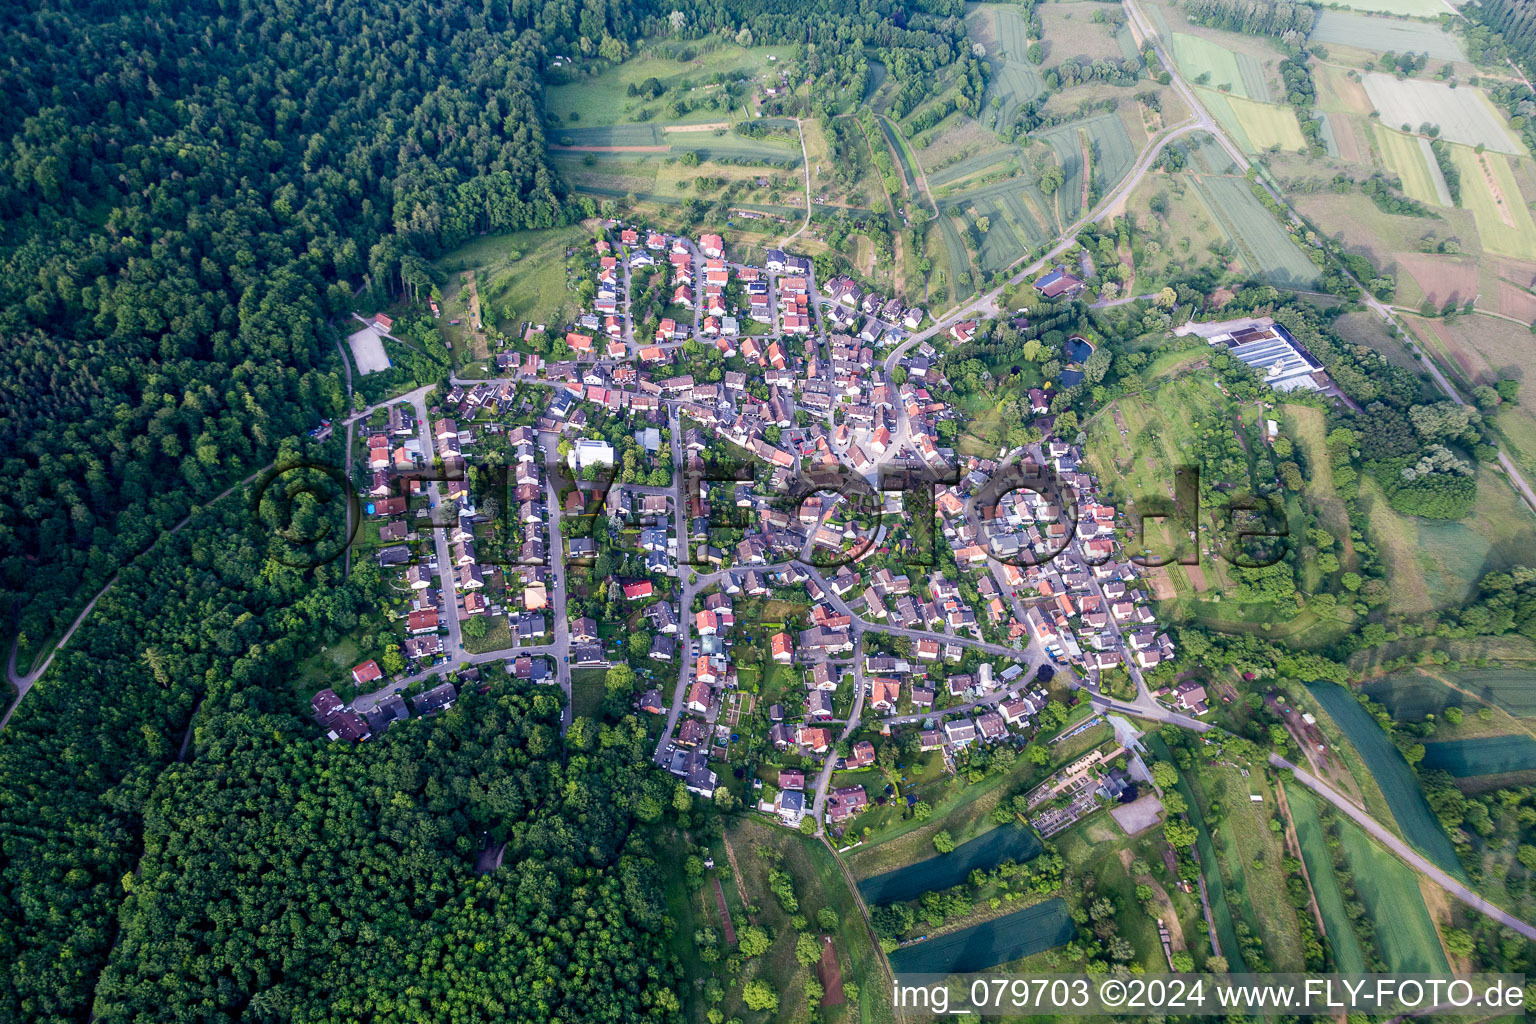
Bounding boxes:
[1360,463,1536,616]
[1448,145,1536,260]
[1036,112,1141,224]
[1334,817,1451,973]
[939,178,1053,275]
[1196,88,1307,155]
[928,147,1023,194]
[1038,3,1130,62]
[1361,76,1524,154]
[1305,682,1465,878]
[968,5,1045,133]
[1396,311,1536,485]
[1328,0,1452,15]
[1280,404,1355,565]
[886,898,1074,974]
[938,212,978,301]
[544,42,786,126]
[1226,95,1307,153]
[855,822,1042,905]
[1372,125,1451,207]
[1420,735,1536,776]
[1283,783,1369,974]
[1172,34,1269,100]
[1308,11,1466,62]
[1364,666,1536,720]
[1187,174,1321,288]
[1312,63,1373,115]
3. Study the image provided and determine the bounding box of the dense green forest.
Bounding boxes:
[0,0,586,661]
[0,452,372,1021]
[1465,0,1536,77]
[1177,0,1315,42]
[92,693,681,1024]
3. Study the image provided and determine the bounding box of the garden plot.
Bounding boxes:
[1361,75,1524,154]
[1309,11,1465,62]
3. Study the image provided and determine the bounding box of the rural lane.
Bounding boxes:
[1275,754,1536,943]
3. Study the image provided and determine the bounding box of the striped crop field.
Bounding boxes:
[1310,11,1465,62]
[1450,145,1536,260]
[1306,682,1466,879]
[1372,125,1446,206]
[1361,75,1524,154]
[1188,175,1320,289]
[1420,735,1536,777]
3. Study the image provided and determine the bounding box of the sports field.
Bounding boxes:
[1283,783,1369,974]
[1310,11,1465,61]
[1372,125,1449,206]
[1361,75,1523,154]
[1335,817,1450,973]
[1188,174,1320,288]
[887,899,1074,973]
[1172,34,1269,100]
[1448,145,1536,259]
[856,823,1042,905]
[1421,735,1536,776]
[1306,683,1466,879]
